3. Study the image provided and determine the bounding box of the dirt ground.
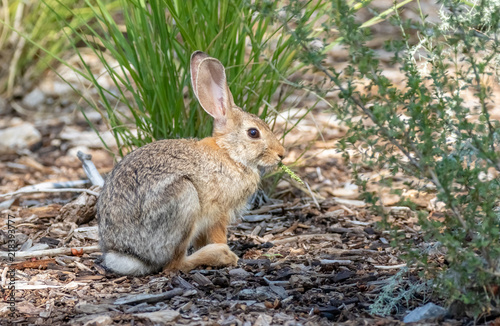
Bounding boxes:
[1,4,499,324]
[0,89,476,326]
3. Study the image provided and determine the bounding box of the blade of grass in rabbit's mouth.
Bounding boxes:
[278,162,304,185]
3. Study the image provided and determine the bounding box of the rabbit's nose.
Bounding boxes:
[278,153,285,160]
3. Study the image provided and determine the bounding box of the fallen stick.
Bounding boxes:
[0,187,99,198]
[77,151,104,187]
[325,248,380,255]
[373,263,407,269]
[15,283,62,290]
[0,245,100,259]
[3,180,89,193]
[305,181,321,210]
[292,181,325,201]
[320,259,353,265]
[272,233,340,245]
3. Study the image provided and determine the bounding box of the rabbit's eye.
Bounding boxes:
[247,128,260,139]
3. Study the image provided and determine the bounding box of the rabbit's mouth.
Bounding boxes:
[257,161,281,175]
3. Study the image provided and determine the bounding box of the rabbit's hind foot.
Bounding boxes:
[103,251,159,276]
[174,243,239,272]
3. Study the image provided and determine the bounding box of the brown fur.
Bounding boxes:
[96,51,285,276]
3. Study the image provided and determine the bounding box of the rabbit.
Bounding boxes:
[96,51,285,276]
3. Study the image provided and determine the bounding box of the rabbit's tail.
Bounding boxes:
[102,251,159,276]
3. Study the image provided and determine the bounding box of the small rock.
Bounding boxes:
[0,122,41,154]
[22,88,46,109]
[39,79,73,97]
[229,268,252,279]
[135,309,180,324]
[403,302,447,323]
[59,126,116,148]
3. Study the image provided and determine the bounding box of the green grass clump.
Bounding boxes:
[44,0,329,157]
[0,0,119,96]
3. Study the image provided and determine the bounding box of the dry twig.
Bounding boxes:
[0,245,100,259]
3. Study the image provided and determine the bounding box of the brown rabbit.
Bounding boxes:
[97,51,285,276]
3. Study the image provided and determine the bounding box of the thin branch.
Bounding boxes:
[373,263,408,269]
[0,245,100,259]
[77,151,105,187]
[0,188,99,198]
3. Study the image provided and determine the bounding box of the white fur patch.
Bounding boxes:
[104,252,153,276]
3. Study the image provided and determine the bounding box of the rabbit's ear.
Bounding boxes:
[190,51,209,97]
[191,52,233,125]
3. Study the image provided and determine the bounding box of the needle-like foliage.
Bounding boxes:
[280,0,500,318]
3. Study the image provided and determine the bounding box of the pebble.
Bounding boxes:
[22,88,46,109]
[403,302,447,323]
[60,126,116,148]
[39,79,74,97]
[0,122,41,154]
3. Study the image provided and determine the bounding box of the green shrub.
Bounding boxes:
[279,0,500,318]
[369,268,429,316]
